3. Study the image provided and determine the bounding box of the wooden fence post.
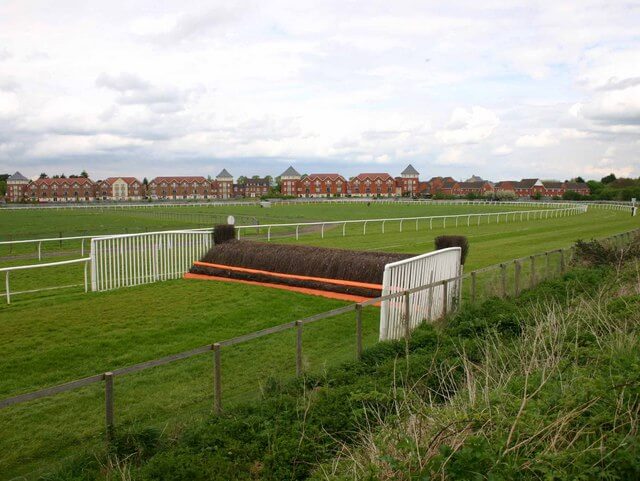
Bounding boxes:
[500,263,507,298]
[442,280,448,317]
[213,343,222,414]
[296,321,303,376]
[104,372,114,442]
[530,256,536,288]
[559,249,565,274]
[545,251,550,279]
[355,305,363,360]
[514,261,521,296]
[471,271,477,304]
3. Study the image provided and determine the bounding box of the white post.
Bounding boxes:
[84,260,88,293]
[5,271,9,304]
[38,242,42,261]
[382,220,385,234]
[296,225,300,240]
[363,221,367,235]
[268,226,272,242]
[81,238,85,256]
[343,222,346,236]
[399,219,403,232]
[321,224,325,239]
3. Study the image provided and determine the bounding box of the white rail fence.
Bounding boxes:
[90,231,214,292]
[0,257,90,304]
[233,205,588,241]
[379,248,462,341]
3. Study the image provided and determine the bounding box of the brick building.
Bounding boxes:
[456,181,494,196]
[280,166,302,197]
[148,176,210,200]
[349,173,396,197]
[234,178,270,198]
[27,178,96,202]
[6,172,30,202]
[214,169,233,199]
[300,173,348,197]
[97,177,144,201]
[396,164,420,196]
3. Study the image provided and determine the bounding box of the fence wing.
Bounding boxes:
[380,247,461,341]
[90,231,213,291]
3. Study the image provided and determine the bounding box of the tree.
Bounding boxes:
[0,180,6,197]
[251,175,260,180]
[80,170,89,178]
[39,173,48,179]
[237,176,248,184]
[573,176,585,183]
[143,177,149,185]
[601,173,616,184]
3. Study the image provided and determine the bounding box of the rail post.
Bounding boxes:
[296,225,299,240]
[5,271,9,304]
[267,226,272,242]
[545,251,550,279]
[296,320,303,376]
[530,256,536,288]
[442,280,449,317]
[355,304,363,360]
[213,343,222,414]
[104,372,114,442]
[38,241,42,261]
[471,271,477,304]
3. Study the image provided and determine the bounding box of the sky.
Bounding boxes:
[0,0,639,182]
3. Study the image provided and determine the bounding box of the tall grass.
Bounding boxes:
[316,262,640,480]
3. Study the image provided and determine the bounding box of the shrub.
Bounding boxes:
[574,235,640,268]
[434,235,469,264]
[213,224,236,244]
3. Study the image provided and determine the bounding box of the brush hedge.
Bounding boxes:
[434,235,469,264]
[195,240,412,284]
[213,224,236,244]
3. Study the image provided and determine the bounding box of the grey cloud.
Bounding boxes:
[96,73,151,92]
[596,77,640,91]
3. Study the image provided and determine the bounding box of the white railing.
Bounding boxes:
[0,203,587,256]
[233,205,588,241]
[90,230,214,292]
[379,248,462,341]
[0,234,94,260]
[0,257,91,304]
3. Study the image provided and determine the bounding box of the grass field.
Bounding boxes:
[0,201,638,479]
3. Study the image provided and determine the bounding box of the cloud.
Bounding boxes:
[1,1,639,180]
[492,144,513,155]
[435,107,499,145]
[515,130,559,148]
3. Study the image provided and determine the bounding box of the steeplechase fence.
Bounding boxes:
[380,247,462,341]
[90,231,214,292]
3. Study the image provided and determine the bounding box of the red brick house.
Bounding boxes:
[234,178,270,198]
[279,166,302,197]
[515,178,546,198]
[455,181,494,196]
[396,164,420,196]
[541,181,564,197]
[350,173,396,197]
[213,169,234,199]
[494,181,516,193]
[27,178,96,203]
[562,181,590,195]
[148,176,210,200]
[97,177,144,201]
[299,173,348,197]
[5,172,29,202]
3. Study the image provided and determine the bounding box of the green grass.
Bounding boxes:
[0,280,381,479]
[0,202,637,479]
[0,201,557,241]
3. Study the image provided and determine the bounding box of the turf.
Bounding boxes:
[0,202,637,479]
